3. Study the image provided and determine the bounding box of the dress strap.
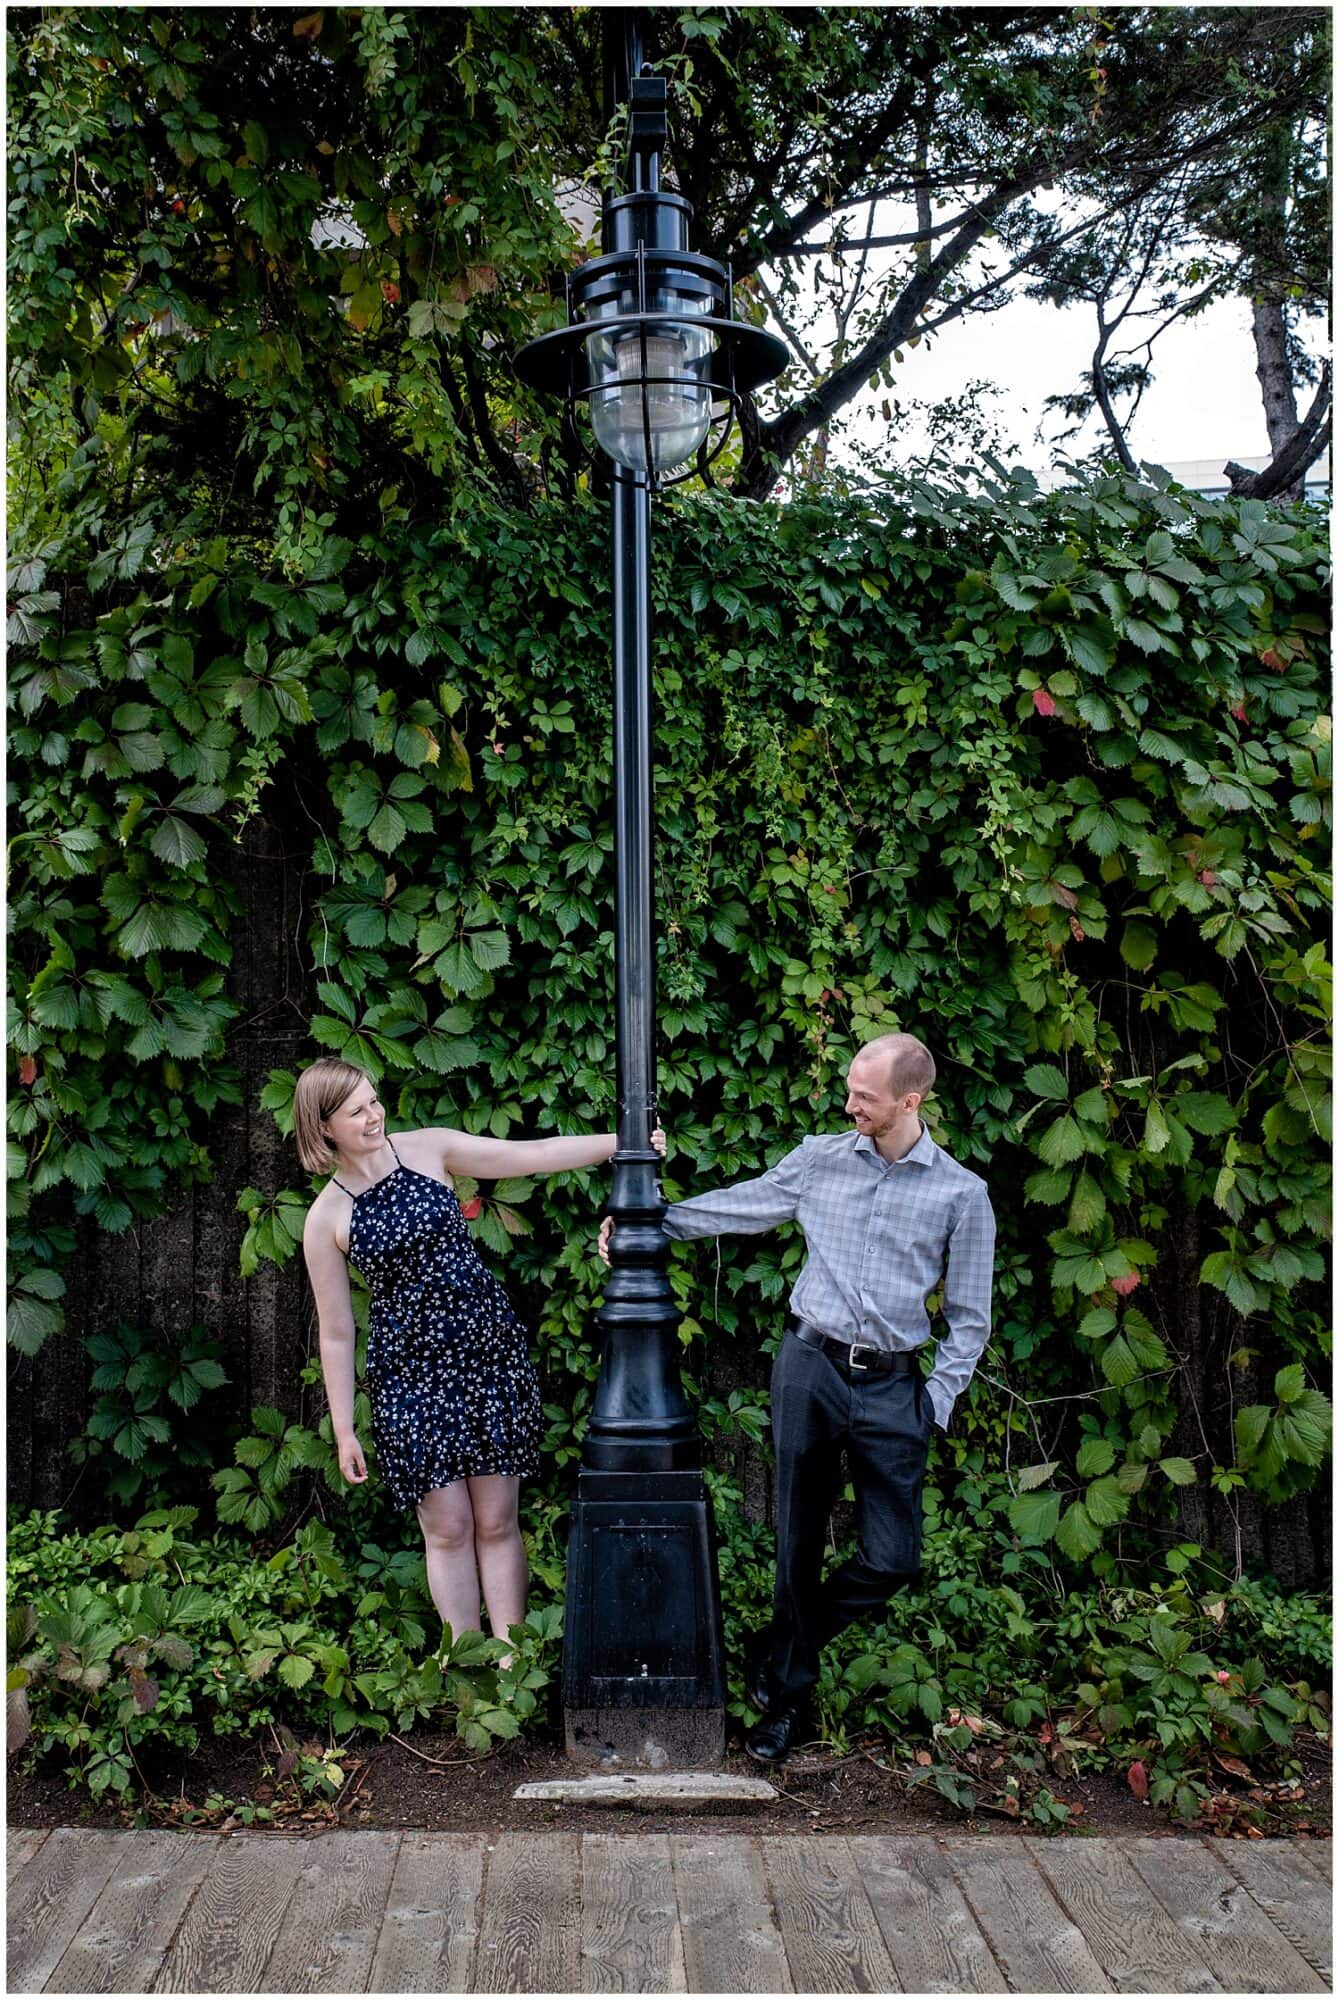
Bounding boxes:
[387,1139,404,1165]
[330,1174,358,1197]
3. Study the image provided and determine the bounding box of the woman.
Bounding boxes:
[297,1057,662,1651]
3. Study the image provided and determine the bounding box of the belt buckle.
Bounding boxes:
[848,1343,879,1372]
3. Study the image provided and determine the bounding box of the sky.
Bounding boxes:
[840,291,1283,477]
[760,191,1329,488]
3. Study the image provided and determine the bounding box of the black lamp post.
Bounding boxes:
[515,18,786,1767]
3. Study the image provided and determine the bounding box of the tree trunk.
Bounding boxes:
[1251,299,1304,500]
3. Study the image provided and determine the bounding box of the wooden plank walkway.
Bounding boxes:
[7,1828,1331,1994]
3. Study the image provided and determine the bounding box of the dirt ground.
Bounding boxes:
[8,1724,1331,1844]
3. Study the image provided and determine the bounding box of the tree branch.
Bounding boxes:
[749,272,820,381]
[721,72,927,278]
[1227,362,1332,499]
[459,344,531,509]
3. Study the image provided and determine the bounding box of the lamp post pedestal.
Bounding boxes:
[562,1471,726,1768]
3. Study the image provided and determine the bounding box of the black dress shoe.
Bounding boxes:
[746,1706,810,1766]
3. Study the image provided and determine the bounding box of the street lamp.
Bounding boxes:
[515,27,786,1768]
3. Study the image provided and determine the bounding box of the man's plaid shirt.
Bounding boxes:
[662,1124,995,1431]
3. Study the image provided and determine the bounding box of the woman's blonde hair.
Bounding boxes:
[293,1059,374,1173]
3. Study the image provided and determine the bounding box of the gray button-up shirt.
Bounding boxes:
[662,1125,995,1432]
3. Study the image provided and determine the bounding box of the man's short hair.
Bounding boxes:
[860,1032,936,1100]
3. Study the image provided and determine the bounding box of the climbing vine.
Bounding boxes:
[7,460,1331,1577]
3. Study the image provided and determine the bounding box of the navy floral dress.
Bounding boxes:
[334,1142,542,1511]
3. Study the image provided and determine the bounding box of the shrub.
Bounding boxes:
[7,1507,559,1798]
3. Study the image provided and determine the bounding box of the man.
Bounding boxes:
[606,1031,995,1765]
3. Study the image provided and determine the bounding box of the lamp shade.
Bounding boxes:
[514,191,788,485]
[586,289,714,474]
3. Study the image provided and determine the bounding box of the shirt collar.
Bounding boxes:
[854,1123,937,1168]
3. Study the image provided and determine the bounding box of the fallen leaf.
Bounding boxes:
[1127,1759,1149,1800]
[1214,1754,1252,1780]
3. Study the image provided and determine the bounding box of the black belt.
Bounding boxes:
[788,1316,915,1376]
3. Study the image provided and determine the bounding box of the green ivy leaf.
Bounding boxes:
[1037,1114,1085,1167]
[1120,923,1157,971]
[1100,1334,1138,1389]
[1067,1171,1106,1235]
[1055,1500,1103,1561]
[1008,1490,1061,1542]
[1082,1476,1129,1527]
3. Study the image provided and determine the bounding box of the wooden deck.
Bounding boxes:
[7,1827,1331,1994]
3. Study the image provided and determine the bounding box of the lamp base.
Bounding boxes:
[565,1706,725,1771]
[561,1469,726,1771]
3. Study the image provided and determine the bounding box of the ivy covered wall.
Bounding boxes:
[8,469,1331,1582]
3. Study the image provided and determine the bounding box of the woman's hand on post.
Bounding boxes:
[599,1129,664,1262]
[337,1435,368,1484]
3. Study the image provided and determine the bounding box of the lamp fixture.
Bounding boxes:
[516,80,787,485]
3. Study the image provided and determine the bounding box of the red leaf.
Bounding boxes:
[18,1056,37,1086]
[1229,702,1247,722]
[128,1668,160,1714]
[1127,1759,1149,1799]
[1198,869,1217,888]
[459,1197,481,1220]
[1258,648,1285,672]
[380,281,401,304]
[1032,688,1057,716]
[1111,1272,1141,1296]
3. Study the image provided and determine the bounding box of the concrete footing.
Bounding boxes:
[514,1772,777,1812]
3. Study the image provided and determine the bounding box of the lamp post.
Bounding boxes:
[515,17,786,1767]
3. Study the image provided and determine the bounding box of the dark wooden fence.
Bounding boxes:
[7,808,1328,1589]
[10,811,312,1513]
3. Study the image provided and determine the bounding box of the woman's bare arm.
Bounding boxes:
[437,1128,621,1179]
[302,1200,367,1483]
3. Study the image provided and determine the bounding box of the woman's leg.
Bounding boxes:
[466,1474,526,1650]
[417,1483,482,1640]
